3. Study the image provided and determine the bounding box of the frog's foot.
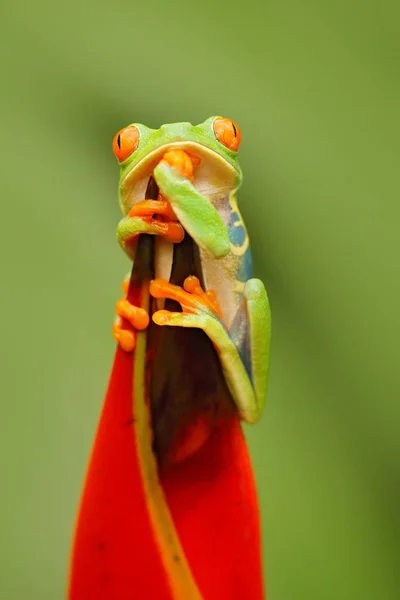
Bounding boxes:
[149,276,222,326]
[128,199,178,221]
[112,279,150,352]
[159,149,201,183]
[125,200,185,244]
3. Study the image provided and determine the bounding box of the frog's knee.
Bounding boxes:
[244,278,268,301]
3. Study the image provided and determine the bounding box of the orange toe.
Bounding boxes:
[112,319,136,352]
[116,298,150,330]
[150,277,222,318]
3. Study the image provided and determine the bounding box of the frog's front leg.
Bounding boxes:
[117,201,185,260]
[114,201,186,349]
[149,276,271,423]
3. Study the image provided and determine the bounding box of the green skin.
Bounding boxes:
[116,116,271,424]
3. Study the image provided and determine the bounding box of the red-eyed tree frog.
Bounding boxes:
[111,116,271,457]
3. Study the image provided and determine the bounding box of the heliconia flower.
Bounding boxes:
[68,261,265,600]
[69,117,271,599]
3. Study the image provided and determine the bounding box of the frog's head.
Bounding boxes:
[112,116,242,215]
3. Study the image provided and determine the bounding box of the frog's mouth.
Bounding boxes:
[120,142,237,216]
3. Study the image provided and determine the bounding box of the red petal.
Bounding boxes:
[69,275,264,598]
[161,415,264,600]
[69,345,174,600]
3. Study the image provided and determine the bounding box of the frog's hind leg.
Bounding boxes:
[229,279,271,418]
[149,276,271,423]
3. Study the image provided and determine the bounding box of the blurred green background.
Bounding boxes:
[1,0,399,598]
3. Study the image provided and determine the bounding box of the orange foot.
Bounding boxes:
[112,279,150,352]
[160,149,201,183]
[149,275,222,323]
[128,200,184,244]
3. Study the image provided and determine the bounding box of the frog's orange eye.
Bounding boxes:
[112,126,140,162]
[213,117,241,152]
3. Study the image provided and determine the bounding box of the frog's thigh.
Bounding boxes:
[242,278,271,412]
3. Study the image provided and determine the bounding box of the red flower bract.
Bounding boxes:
[69,260,264,600]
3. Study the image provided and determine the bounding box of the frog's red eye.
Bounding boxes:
[112,126,140,162]
[213,117,241,152]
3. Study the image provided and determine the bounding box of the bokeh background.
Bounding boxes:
[1,1,399,598]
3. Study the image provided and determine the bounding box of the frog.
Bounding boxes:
[111,116,271,427]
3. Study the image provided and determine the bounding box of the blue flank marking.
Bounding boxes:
[228,216,253,282]
[226,208,254,384]
[237,245,253,283]
[228,217,246,246]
